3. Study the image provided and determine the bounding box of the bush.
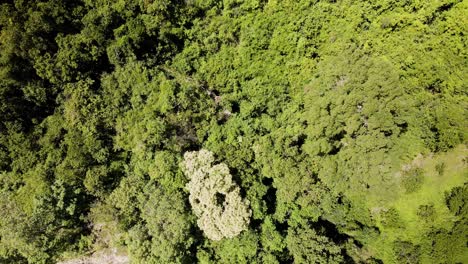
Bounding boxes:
[402,168,425,194]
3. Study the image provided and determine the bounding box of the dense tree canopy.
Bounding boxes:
[0,0,466,263]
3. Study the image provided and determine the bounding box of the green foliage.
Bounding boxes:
[380,207,403,228]
[393,240,421,264]
[131,184,195,263]
[402,167,425,193]
[435,161,446,176]
[286,223,344,264]
[0,0,466,263]
[417,203,436,221]
[260,217,284,253]
[426,221,468,264]
[208,231,259,264]
[446,183,468,218]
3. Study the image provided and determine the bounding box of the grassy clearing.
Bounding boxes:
[368,144,467,262]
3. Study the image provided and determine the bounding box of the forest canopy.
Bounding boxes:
[0,0,467,263]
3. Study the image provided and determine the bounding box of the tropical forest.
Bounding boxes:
[0,0,467,263]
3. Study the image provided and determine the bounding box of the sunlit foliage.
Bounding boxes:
[0,0,466,263]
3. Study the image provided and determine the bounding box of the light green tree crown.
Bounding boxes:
[183,149,251,241]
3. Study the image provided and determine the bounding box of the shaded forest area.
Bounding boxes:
[0,0,467,263]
